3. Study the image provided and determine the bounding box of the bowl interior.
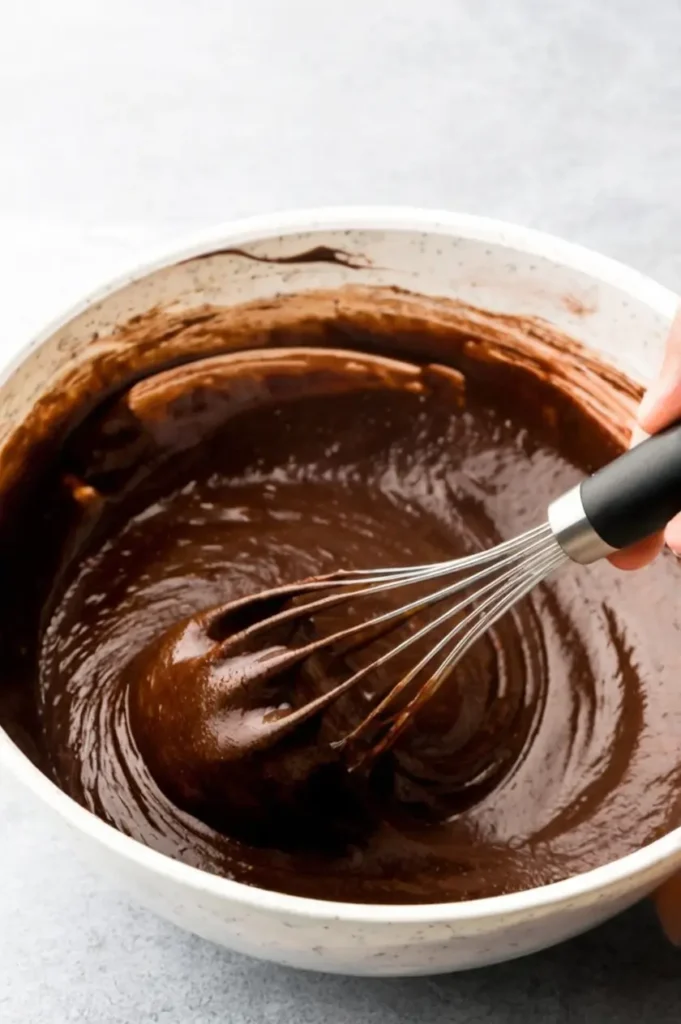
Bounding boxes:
[0,211,679,938]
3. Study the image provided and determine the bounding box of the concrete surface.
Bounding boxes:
[1,1,680,1020]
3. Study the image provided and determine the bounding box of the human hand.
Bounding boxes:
[606,308,681,942]
[609,308,681,571]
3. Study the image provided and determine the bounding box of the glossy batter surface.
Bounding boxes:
[2,288,681,904]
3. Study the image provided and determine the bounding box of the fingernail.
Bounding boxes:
[637,377,681,431]
[665,520,681,557]
[637,385,660,425]
[629,424,650,448]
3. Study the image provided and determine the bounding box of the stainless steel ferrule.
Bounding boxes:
[547,484,618,565]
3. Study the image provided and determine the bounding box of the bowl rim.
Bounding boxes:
[2,204,680,925]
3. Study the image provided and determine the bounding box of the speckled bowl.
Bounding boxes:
[0,208,679,976]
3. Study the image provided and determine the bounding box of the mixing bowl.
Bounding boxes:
[0,207,678,976]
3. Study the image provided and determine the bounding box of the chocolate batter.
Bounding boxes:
[2,285,681,905]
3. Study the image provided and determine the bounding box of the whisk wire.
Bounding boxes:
[223,521,568,762]
[341,533,566,760]
[348,540,566,761]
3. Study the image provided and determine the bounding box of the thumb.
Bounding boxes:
[636,305,681,557]
[638,307,681,434]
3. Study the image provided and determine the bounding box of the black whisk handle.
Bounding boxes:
[582,421,681,550]
[549,421,681,563]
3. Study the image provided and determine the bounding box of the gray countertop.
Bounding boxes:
[1,1,681,1019]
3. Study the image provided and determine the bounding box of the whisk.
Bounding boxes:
[217,422,681,767]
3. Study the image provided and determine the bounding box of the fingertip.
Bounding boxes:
[637,387,661,434]
[637,308,681,433]
[608,534,664,571]
[637,382,681,435]
[664,514,681,556]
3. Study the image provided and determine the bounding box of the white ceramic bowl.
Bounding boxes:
[1,207,679,976]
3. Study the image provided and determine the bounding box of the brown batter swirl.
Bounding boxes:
[2,285,681,905]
